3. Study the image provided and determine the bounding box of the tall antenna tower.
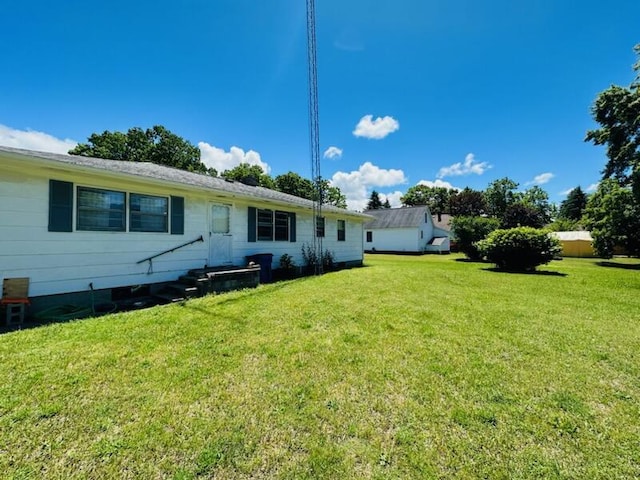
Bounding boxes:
[306,0,323,275]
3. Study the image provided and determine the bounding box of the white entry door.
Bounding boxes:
[209,203,233,266]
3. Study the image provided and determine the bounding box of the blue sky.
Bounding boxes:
[1,1,639,210]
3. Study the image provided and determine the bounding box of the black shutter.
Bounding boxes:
[48,180,73,232]
[289,212,296,242]
[248,207,256,242]
[171,196,184,235]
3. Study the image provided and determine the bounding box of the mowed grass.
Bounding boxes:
[1,254,640,479]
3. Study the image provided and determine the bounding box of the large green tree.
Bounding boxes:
[451,216,501,260]
[366,190,383,210]
[583,179,640,258]
[222,163,276,189]
[70,125,207,173]
[484,177,521,219]
[275,172,315,199]
[501,202,545,229]
[521,185,552,224]
[449,187,486,216]
[319,180,347,209]
[559,186,588,221]
[585,44,640,202]
[401,185,455,213]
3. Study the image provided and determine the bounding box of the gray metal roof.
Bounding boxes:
[0,145,369,219]
[363,206,431,229]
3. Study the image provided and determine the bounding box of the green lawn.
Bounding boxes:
[1,254,640,479]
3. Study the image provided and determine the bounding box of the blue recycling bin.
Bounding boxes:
[246,253,273,283]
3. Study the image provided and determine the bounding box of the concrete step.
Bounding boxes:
[179,275,210,286]
[154,292,185,304]
[166,283,199,298]
[178,275,210,296]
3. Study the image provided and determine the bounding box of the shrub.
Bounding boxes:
[476,227,561,272]
[301,243,318,269]
[451,216,501,260]
[301,243,335,272]
[279,253,296,270]
[322,249,335,270]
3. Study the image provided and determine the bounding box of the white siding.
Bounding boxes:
[1,163,365,298]
[224,200,363,270]
[364,227,420,252]
[0,170,209,296]
[362,211,452,253]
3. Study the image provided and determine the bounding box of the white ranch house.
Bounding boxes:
[363,206,451,254]
[0,146,369,315]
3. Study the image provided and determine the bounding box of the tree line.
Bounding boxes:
[368,179,587,230]
[68,126,346,208]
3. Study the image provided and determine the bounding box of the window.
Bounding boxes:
[257,209,274,241]
[130,194,168,232]
[275,211,290,241]
[316,216,325,237]
[254,209,291,241]
[77,187,126,231]
[366,231,373,242]
[211,204,230,234]
[337,220,346,241]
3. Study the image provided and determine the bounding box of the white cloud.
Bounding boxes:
[330,161,407,210]
[380,191,404,208]
[559,188,575,196]
[586,183,599,192]
[198,142,270,173]
[0,124,78,154]
[526,172,554,186]
[417,179,461,190]
[352,115,399,139]
[323,146,343,159]
[437,153,490,178]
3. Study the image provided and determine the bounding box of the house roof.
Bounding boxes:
[432,213,452,232]
[551,231,593,241]
[363,206,431,229]
[0,146,370,219]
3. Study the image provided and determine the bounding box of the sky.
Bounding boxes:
[1,0,639,210]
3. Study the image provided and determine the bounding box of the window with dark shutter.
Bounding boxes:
[315,216,325,237]
[274,211,290,241]
[131,194,168,232]
[257,209,274,241]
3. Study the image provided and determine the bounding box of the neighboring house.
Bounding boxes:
[551,231,595,257]
[432,213,453,237]
[363,206,450,254]
[0,146,369,312]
